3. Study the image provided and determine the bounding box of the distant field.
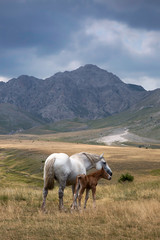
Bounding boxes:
[0,136,160,240]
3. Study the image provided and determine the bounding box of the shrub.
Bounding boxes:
[118,173,134,183]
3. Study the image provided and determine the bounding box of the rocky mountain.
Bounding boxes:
[0,103,44,134]
[131,88,160,110]
[0,64,149,125]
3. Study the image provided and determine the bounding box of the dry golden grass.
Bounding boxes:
[0,185,159,240]
[0,134,160,162]
[0,135,160,239]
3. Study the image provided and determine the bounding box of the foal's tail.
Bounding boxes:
[43,157,56,190]
[75,175,83,195]
[73,175,81,205]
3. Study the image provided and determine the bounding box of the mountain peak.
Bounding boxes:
[76,64,104,72]
[83,64,100,69]
[17,75,42,81]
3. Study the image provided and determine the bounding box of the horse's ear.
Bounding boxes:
[100,153,104,159]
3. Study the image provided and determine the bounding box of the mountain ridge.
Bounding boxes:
[0,64,159,135]
[0,64,149,121]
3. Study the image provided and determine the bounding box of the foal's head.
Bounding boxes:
[101,167,112,180]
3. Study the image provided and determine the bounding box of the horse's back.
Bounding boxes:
[70,153,86,165]
[45,153,69,163]
[70,152,84,160]
[45,152,70,174]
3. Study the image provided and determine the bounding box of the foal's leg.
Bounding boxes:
[92,187,96,208]
[42,187,48,211]
[78,186,85,209]
[84,188,90,209]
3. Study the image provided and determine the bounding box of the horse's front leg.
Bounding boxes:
[72,184,75,196]
[71,184,77,209]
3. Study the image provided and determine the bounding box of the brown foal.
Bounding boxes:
[72,167,111,209]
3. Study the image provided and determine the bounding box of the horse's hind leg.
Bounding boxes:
[58,181,66,210]
[71,183,80,209]
[42,188,48,211]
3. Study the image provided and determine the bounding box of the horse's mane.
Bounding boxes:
[81,152,101,166]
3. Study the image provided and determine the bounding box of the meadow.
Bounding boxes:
[0,135,160,240]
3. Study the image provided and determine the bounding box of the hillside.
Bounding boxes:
[89,89,160,142]
[26,88,160,143]
[0,103,44,134]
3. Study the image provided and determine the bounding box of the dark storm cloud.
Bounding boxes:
[0,0,80,53]
[93,0,160,30]
[0,0,160,89]
[1,0,159,52]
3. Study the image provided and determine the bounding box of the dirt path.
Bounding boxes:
[97,128,159,145]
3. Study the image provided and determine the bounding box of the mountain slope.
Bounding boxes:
[127,89,160,139]
[0,103,44,134]
[0,64,148,123]
[40,64,147,120]
[86,88,160,141]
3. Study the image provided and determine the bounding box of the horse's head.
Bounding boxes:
[96,153,112,177]
[101,167,112,180]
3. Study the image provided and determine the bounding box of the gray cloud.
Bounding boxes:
[0,0,160,90]
[0,0,79,51]
[94,0,160,30]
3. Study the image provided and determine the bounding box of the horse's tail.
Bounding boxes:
[43,157,56,190]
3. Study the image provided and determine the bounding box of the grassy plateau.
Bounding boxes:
[0,134,160,240]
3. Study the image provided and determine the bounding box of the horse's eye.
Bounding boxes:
[103,162,106,165]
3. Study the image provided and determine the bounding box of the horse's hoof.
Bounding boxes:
[59,207,68,213]
[41,208,48,214]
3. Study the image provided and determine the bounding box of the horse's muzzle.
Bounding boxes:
[108,175,112,180]
[107,170,112,177]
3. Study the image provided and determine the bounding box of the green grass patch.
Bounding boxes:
[0,148,45,187]
[150,169,160,176]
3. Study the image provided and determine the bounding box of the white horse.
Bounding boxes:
[42,152,112,210]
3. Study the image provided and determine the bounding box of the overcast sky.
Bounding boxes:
[0,0,160,90]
